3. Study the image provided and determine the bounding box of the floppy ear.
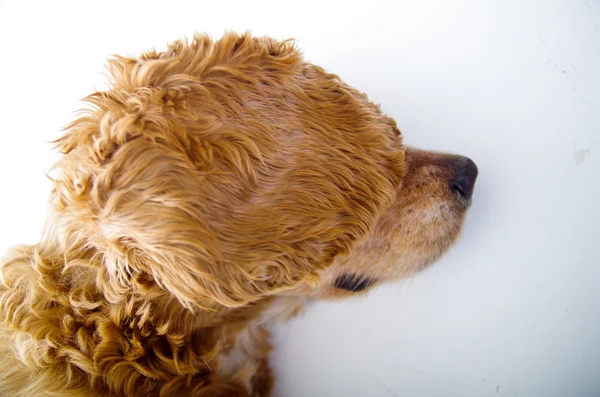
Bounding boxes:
[52,134,331,310]
[54,128,270,310]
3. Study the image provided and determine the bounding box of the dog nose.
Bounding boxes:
[449,157,478,201]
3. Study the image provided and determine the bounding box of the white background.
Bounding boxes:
[0,1,598,396]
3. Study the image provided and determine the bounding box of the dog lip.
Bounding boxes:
[453,194,473,209]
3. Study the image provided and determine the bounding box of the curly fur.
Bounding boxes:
[0,32,476,396]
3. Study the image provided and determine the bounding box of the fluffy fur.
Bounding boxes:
[0,32,477,396]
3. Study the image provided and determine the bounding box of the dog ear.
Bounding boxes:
[51,143,341,310]
[53,133,270,310]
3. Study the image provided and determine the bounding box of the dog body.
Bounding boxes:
[0,32,477,396]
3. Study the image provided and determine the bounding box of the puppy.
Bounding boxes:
[0,32,478,396]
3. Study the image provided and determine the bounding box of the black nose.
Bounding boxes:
[449,157,478,201]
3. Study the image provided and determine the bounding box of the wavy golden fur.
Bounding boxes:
[0,32,477,396]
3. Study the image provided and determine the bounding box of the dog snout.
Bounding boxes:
[449,156,478,201]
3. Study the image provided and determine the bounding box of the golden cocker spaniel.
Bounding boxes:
[0,32,478,396]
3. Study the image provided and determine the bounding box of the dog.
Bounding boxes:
[0,32,478,396]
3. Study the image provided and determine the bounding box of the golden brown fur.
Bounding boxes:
[0,32,477,396]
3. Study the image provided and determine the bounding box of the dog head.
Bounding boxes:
[51,32,477,316]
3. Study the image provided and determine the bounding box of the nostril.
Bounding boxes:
[451,180,465,196]
[449,157,478,201]
[450,175,470,199]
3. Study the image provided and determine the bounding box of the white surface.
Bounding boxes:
[0,1,598,396]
